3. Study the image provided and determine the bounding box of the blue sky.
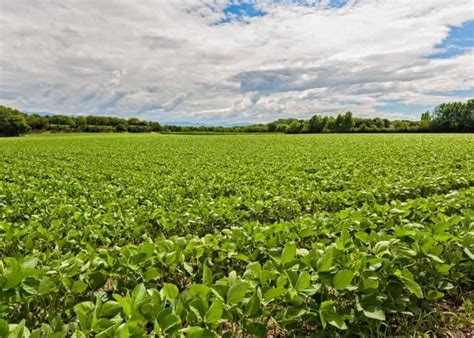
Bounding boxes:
[220,2,266,23]
[429,20,474,59]
[0,0,473,124]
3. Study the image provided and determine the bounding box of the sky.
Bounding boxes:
[0,0,473,125]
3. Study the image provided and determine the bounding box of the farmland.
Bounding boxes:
[0,133,473,336]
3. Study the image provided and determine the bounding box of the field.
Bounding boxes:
[0,133,473,337]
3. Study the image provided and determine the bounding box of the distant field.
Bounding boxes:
[0,133,473,336]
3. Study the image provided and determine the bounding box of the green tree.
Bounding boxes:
[267,122,277,132]
[285,120,303,134]
[342,111,354,132]
[419,111,432,131]
[0,106,30,136]
[308,115,325,133]
[115,123,128,132]
[149,121,162,132]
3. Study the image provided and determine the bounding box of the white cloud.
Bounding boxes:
[0,0,473,123]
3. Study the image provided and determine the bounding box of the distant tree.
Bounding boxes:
[115,123,128,132]
[342,111,354,132]
[276,124,287,132]
[333,112,353,132]
[0,106,29,136]
[308,115,325,133]
[149,121,162,132]
[267,122,277,132]
[286,120,303,134]
[334,114,344,132]
[419,111,432,131]
[129,125,152,133]
[324,116,336,132]
[373,117,384,130]
[128,117,141,125]
[26,114,49,130]
[465,99,474,132]
[76,116,87,129]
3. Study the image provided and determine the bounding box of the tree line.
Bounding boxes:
[1,99,472,137]
[0,106,162,136]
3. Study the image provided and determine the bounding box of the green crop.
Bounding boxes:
[0,133,473,336]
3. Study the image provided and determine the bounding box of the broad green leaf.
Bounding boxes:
[131,283,147,309]
[245,289,261,317]
[0,319,8,338]
[432,215,461,233]
[144,268,160,281]
[295,271,311,291]
[72,280,88,293]
[205,300,223,324]
[189,284,210,299]
[156,309,180,333]
[333,270,355,290]
[226,282,248,305]
[263,287,286,302]
[203,264,213,286]
[362,306,386,321]
[162,283,179,300]
[281,242,297,264]
[395,270,423,298]
[426,290,444,301]
[180,327,216,338]
[317,248,333,272]
[38,277,58,295]
[3,270,23,290]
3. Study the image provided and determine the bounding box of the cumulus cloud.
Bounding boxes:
[0,0,473,124]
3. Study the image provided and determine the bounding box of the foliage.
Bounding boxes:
[1,99,472,138]
[0,133,473,336]
[0,106,29,136]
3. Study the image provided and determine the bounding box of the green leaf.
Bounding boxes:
[3,270,23,290]
[263,287,286,302]
[113,294,131,317]
[355,231,370,244]
[144,268,160,281]
[403,278,423,298]
[333,270,354,290]
[281,242,297,264]
[373,240,391,256]
[205,300,223,324]
[395,270,423,298]
[463,248,474,260]
[295,271,311,291]
[101,301,122,318]
[426,253,444,263]
[72,280,88,293]
[162,283,179,300]
[317,248,333,272]
[38,277,58,295]
[245,289,261,317]
[203,264,213,286]
[189,284,210,299]
[156,309,180,333]
[0,319,8,338]
[7,320,28,338]
[319,301,347,330]
[180,327,216,338]
[131,283,147,310]
[226,282,248,305]
[362,306,386,321]
[432,215,461,233]
[328,315,347,330]
[426,290,444,301]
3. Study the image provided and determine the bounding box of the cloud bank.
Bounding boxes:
[0,0,473,124]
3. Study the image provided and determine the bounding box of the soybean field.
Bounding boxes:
[0,133,473,337]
